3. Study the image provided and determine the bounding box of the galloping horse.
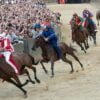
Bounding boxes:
[96,10,100,26]
[32,36,84,77]
[0,52,40,97]
[70,20,89,53]
[85,18,97,45]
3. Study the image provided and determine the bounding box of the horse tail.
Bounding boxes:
[62,43,77,54]
[28,55,39,65]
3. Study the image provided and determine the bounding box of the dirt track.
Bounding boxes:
[0,4,100,100]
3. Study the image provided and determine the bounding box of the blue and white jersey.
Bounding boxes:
[32,30,43,39]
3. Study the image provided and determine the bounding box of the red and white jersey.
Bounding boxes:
[0,38,14,52]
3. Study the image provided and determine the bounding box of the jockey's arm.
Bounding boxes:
[48,34,56,41]
[78,17,84,26]
[3,38,14,52]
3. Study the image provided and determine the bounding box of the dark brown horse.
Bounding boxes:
[0,52,40,97]
[32,36,84,77]
[70,20,89,53]
[85,18,97,45]
[96,10,100,26]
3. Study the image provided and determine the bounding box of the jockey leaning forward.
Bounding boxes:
[42,25,62,59]
[71,13,84,31]
[0,34,18,74]
[82,9,96,29]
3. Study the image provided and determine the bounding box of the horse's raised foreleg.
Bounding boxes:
[62,56,74,73]
[7,78,27,98]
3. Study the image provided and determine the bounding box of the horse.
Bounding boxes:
[32,35,84,77]
[96,10,100,26]
[85,18,97,45]
[70,20,89,53]
[0,52,40,97]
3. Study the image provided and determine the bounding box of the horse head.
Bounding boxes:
[32,35,46,51]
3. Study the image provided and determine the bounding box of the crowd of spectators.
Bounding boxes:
[0,0,62,44]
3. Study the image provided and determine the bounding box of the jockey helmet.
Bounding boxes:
[34,23,41,29]
[73,13,78,17]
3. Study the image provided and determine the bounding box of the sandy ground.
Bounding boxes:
[0,4,100,100]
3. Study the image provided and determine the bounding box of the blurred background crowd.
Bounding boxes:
[0,0,62,43]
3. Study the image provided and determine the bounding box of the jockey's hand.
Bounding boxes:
[44,38,48,41]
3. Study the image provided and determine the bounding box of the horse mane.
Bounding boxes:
[35,36,56,59]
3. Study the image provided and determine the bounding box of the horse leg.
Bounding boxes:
[31,66,40,83]
[85,36,89,49]
[62,56,74,73]
[13,73,29,87]
[7,78,27,98]
[77,42,86,53]
[21,69,35,84]
[84,40,89,50]
[50,60,55,78]
[67,52,84,70]
[40,60,48,74]
[92,33,96,45]
[97,20,99,26]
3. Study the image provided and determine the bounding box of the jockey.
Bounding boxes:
[72,13,84,30]
[82,9,96,29]
[0,34,18,74]
[41,25,62,59]
[32,23,43,39]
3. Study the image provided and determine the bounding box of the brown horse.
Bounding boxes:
[32,35,84,77]
[0,52,40,97]
[85,18,97,45]
[70,20,89,53]
[96,10,100,26]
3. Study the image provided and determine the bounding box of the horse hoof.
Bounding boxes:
[37,79,41,84]
[70,71,74,74]
[86,46,89,50]
[76,70,78,72]
[30,80,35,84]
[23,91,27,98]
[84,51,86,53]
[26,80,29,84]
[24,94,27,98]
[50,75,54,78]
